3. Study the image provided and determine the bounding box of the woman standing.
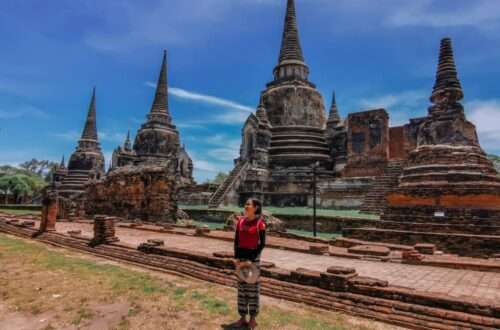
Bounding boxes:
[233,198,266,329]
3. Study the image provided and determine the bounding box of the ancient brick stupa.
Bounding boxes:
[209,0,334,207]
[58,88,105,197]
[112,50,194,186]
[344,38,500,256]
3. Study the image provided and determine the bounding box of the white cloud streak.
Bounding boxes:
[387,0,500,29]
[467,99,500,154]
[145,82,253,113]
[52,130,125,144]
[0,105,48,119]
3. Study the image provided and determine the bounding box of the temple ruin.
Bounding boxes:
[111,50,194,187]
[207,0,499,219]
[51,51,193,223]
[53,88,105,198]
[344,38,500,256]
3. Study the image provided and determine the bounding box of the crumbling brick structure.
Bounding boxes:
[85,165,178,223]
[345,38,500,256]
[343,109,389,177]
[39,186,58,232]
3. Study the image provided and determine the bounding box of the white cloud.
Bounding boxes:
[193,159,219,173]
[213,111,250,125]
[359,90,426,110]
[145,82,253,113]
[83,0,242,52]
[387,0,500,29]
[467,99,500,154]
[0,105,48,119]
[176,122,207,129]
[145,82,253,126]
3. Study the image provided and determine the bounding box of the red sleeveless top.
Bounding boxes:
[237,216,266,250]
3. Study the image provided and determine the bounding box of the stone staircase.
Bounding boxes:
[269,126,331,166]
[208,161,249,208]
[58,170,90,197]
[360,160,405,214]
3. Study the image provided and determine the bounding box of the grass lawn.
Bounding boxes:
[0,233,398,330]
[0,208,41,216]
[180,204,379,220]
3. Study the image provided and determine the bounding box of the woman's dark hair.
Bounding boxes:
[247,198,263,217]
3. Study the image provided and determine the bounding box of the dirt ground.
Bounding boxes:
[0,233,406,330]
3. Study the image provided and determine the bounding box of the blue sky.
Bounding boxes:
[1,0,500,182]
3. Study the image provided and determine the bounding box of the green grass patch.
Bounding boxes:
[261,307,350,330]
[180,204,379,220]
[0,234,166,296]
[190,290,230,316]
[0,234,393,330]
[0,208,41,216]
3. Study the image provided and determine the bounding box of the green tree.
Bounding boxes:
[19,158,58,180]
[0,175,42,203]
[213,172,228,184]
[487,154,500,175]
[0,162,50,203]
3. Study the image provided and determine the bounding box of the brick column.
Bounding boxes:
[90,215,119,246]
[40,189,58,233]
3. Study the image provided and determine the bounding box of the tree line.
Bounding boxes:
[0,159,58,204]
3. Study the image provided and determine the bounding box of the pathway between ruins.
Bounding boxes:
[54,222,500,305]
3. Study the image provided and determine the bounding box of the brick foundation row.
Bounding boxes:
[1,220,499,329]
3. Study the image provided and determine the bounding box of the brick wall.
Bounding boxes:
[85,165,177,223]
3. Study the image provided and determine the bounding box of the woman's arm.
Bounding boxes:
[234,222,240,259]
[254,229,266,260]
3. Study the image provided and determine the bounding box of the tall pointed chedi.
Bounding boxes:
[59,155,66,169]
[327,90,341,127]
[431,38,463,104]
[148,50,171,125]
[52,155,68,186]
[343,38,500,256]
[273,0,309,81]
[123,130,132,152]
[80,87,98,141]
[398,37,499,190]
[61,88,105,196]
[134,50,180,158]
[220,0,331,207]
[418,38,478,146]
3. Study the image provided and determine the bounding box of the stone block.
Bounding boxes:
[21,221,35,227]
[195,227,210,236]
[414,243,436,255]
[309,243,329,255]
[326,266,357,275]
[147,239,164,246]
[348,245,390,257]
[320,271,357,291]
[348,276,388,287]
[291,268,322,287]
[402,249,424,262]
[213,251,234,259]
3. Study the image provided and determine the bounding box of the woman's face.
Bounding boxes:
[244,199,256,218]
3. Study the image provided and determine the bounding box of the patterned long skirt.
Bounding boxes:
[237,280,260,317]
